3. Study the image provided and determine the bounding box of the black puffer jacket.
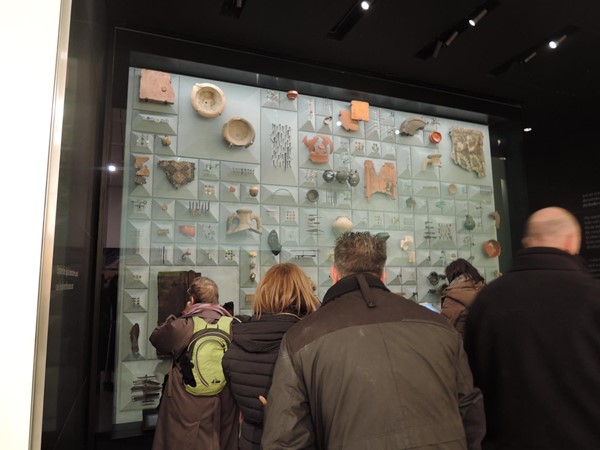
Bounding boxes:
[222,313,300,450]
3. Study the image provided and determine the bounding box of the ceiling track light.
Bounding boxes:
[432,40,443,58]
[328,0,376,40]
[548,34,567,49]
[444,31,459,47]
[468,9,488,26]
[523,51,537,64]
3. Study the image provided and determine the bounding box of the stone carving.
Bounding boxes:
[157,160,195,189]
[133,155,150,185]
[303,135,333,163]
[364,160,397,201]
[226,208,263,235]
[450,126,486,177]
[190,83,226,118]
[463,214,476,231]
[139,69,175,104]
[268,230,282,255]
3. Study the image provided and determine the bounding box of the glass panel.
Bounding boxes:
[104,65,503,427]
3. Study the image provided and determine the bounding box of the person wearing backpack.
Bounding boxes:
[222,263,321,450]
[150,276,239,450]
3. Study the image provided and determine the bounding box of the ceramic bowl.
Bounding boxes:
[306,189,319,202]
[190,83,226,118]
[429,130,442,144]
[482,239,501,258]
[222,117,255,148]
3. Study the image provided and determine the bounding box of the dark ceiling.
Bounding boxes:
[107,0,600,133]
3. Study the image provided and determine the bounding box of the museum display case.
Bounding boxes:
[107,63,504,425]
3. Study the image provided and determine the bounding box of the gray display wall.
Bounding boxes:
[114,67,500,424]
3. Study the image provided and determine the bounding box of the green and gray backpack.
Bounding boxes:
[179,315,233,396]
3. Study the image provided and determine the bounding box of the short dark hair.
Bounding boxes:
[444,258,484,284]
[222,301,235,315]
[334,232,387,278]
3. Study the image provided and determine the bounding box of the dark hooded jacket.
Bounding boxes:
[222,313,300,450]
[262,273,485,450]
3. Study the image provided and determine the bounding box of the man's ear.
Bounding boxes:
[564,232,581,255]
[330,265,340,283]
[380,270,387,283]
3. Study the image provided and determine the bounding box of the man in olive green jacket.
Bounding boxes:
[262,232,485,450]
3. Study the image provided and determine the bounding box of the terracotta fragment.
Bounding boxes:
[350,100,370,121]
[139,69,175,104]
[338,109,359,132]
[133,155,150,185]
[303,135,334,163]
[179,225,196,237]
[364,160,397,201]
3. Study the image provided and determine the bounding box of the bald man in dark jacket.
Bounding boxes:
[465,207,600,449]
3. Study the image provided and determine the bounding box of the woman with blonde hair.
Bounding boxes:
[222,263,320,450]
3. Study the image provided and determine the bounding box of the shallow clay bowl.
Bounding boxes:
[482,239,501,258]
[429,130,443,144]
[191,83,226,118]
[222,117,255,148]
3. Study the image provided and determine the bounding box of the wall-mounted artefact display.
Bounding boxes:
[113,67,500,425]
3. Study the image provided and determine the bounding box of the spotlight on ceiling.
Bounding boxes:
[468,9,488,26]
[524,127,532,132]
[548,34,567,49]
[444,30,459,47]
[360,1,370,10]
